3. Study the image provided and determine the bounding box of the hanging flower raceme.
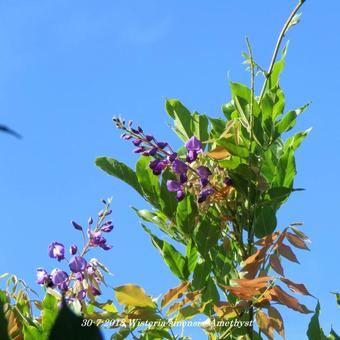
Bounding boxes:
[113,117,233,204]
[36,200,114,301]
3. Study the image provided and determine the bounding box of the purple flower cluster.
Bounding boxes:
[36,203,114,300]
[114,117,234,203]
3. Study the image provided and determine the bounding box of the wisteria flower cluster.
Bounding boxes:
[113,116,232,203]
[36,200,114,302]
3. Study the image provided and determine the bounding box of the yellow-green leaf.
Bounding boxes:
[114,284,155,309]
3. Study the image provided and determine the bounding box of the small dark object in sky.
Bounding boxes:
[0,125,21,139]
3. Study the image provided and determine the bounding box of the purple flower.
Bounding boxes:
[198,188,215,203]
[48,241,65,261]
[224,176,233,186]
[100,243,113,250]
[201,178,209,187]
[88,230,112,250]
[166,180,182,192]
[166,180,185,201]
[101,224,114,232]
[142,147,158,157]
[176,190,185,201]
[98,209,112,217]
[133,147,145,153]
[71,221,83,231]
[167,153,177,162]
[157,142,168,149]
[197,166,212,179]
[89,230,104,246]
[185,136,202,163]
[180,172,187,184]
[70,244,78,255]
[132,139,142,146]
[36,268,49,285]
[185,136,202,151]
[172,159,188,174]
[149,159,168,175]
[186,150,197,163]
[89,286,101,296]
[51,269,68,289]
[75,272,84,281]
[77,290,86,301]
[69,256,87,273]
[88,216,93,225]
[145,135,154,141]
[121,133,132,140]
[131,128,140,134]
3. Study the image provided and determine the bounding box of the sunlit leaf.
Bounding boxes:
[161,281,190,309]
[114,284,155,309]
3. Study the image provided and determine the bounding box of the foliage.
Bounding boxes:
[0,1,339,339]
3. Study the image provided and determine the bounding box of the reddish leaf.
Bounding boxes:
[280,278,313,296]
[255,232,280,246]
[232,276,274,289]
[290,226,310,242]
[256,310,274,340]
[268,306,285,338]
[286,232,309,250]
[269,254,284,276]
[278,244,299,263]
[270,286,311,314]
[223,286,260,300]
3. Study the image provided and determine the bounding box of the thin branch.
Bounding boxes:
[259,0,307,101]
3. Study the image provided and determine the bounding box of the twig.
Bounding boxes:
[259,0,307,102]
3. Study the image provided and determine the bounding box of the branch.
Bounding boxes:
[259,0,307,101]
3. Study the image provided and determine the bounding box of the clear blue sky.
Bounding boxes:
[0,1,339,339]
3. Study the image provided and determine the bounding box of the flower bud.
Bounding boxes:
[71,221,83,231]
[70,244,77,255]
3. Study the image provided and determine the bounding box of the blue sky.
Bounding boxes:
[0,0,339,339]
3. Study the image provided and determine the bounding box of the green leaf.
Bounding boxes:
[95,157,143,196]
[165,99,209,143]
[333,292,340,308]
[218,138,249,159]
[48,300,103,340]
[142,225,188,280]
[194,216,220,258]
[191,112,209,143]
[176,194,198,235]
[209,117,226,136]
[23,326,43,340]
[0,300,10,340]
[275,103,309,136]
[166,99,192,141]
[162,242,189,281]
[328,328,340,340]
[273,147,296,188]
[222,101,236,120]
[254,205,277,238]
[230,82,260,119]
[185,240,198,273]
[306,301,327,340]
[285,128,312,151]
[136,157,162,209]
[267,59,285,91]
[202,277,220,303]
[42,293,59,338]
[192,260,211,290]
